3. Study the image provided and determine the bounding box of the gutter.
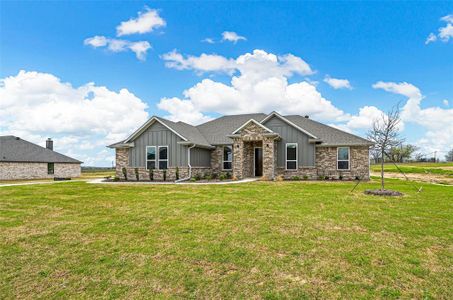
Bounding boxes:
[175,143,196,183]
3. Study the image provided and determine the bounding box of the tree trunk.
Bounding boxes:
[381,149,385,190]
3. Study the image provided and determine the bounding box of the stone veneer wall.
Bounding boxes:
[0,162,81,180]
[315,146,370,180]
[115,147,210,181]
[210,146,223,173]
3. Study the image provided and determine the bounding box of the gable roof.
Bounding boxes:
[260,111,318,139]
[284,115,373,146]
[232,118,274,134]
[0,136,82,164]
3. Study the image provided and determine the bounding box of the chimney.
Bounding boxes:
[46,138,53,151]
[304,115,309,119]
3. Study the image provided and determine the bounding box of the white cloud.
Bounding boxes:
[443,99,449,106]
[373,81,453,153]
[222,31,246,43]
[201,38,215,44]
[0,70,149,166]
[426,14,453,44]
[84,36,151,61]
[158,49,342,124]
[345,106,384,129]
[324,75,352,90]
[116,8,166,36]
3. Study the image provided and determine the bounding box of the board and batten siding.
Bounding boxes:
[129,122,188,168]
[190,147,211,167]
[263,116,315,167]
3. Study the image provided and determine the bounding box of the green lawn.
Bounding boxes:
[1,180,452,299]
[371,163,453,177]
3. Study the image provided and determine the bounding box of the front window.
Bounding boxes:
[146,146,156,170]
[223,146,232,170]
[286,143,298,170]
[47,163,54,175]
[337,147,350,170]
[158,146,168,169]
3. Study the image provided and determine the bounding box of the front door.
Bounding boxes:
[254,147,263,177]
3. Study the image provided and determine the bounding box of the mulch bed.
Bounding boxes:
[364,189,404,196]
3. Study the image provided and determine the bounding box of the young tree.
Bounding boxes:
[367,105,403,190]
[446,149,453,162]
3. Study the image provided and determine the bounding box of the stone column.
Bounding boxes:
[262,137,275,180]
[232,139,244,180]
[115,148,129,178]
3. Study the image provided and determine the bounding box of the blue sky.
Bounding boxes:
[1,1,452,166]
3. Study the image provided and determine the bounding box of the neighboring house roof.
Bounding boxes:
[197,113,267,145]
[110,112,372,148]
[0,136,82,163]
[284,115,373,146]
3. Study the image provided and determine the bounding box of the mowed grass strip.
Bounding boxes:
[0,180,452,299]
[371,163,453,177]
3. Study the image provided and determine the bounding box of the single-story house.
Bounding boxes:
[0,136,82,180]
[108,112,373,181]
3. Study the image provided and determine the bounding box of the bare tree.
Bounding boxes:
[367,105,403,190]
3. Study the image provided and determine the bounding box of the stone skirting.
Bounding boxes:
[275,167,318,179]
[115,166,211,181]
[0,162,81,180]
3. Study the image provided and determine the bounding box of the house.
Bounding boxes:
[0,136,82,180]
[108,112,373,181]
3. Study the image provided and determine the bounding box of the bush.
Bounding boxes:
[355,176,360,180]
[204,174,212,180]
[226,172,232,179]
[219,173,227,181]
[163,170,167,181]
[211,172,218,180]
[339,175,343,180]
[276,175,284,181]
[194,173,202,181]
[318,175,324,180]
[190,177,196,182]
[122,167,128,181]
[113,176,120,182]
[135,168,139,181]
[324,175,329,180]
[291,176,301,181]
[175,167,179,180]
[303,175,309,180]
[149,168,154,181]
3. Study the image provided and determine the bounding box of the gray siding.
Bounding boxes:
[190,147,211,167]
[263,116,315,167]
[129,122,188,167]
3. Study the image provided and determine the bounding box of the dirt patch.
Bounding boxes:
[370,171,453,185]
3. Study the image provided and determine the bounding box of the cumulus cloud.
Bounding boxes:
[84,36,151,61]
[201,38,215,44]
[222,31,246,43]
[324,75,352,90]
[0,70,149,166]
[373,81,453,153]
[116,8,166,36]
[158,49,344,124]
[443,99,449,106]
[426,14,453,44]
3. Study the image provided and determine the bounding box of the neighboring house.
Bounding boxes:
[109,112,373,181]
[0,136,82,180]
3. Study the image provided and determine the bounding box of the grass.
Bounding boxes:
[0,180,452,299]
[371,162,453,177]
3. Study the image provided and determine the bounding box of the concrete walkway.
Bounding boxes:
[88,178,259,185]
[0,180,85,187]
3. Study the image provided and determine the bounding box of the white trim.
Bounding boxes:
[253,147,263,177]
[145,146,156,170]
[337,146,350,171]
[158,145,169,170]
[125,117,187,143]
[285,143,298,170]
[261,111,318,139]
[232,119,274,134]
[222,145,233,170]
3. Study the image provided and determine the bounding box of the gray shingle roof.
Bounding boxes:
[196,113,267,145]
[0,136,82,163]
[284,115,373,146]
[155,117,212,147]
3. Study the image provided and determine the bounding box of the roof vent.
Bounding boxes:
[15,137,20,140]
[46,138,53,151]
[304,115,309,119]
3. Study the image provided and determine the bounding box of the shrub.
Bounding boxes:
[318,175,324,180]
[276,175,284,181]
[113,176,120,182]
[204,174,212,180]
[175,167,179,180]
[211,172,218,179]
[163,170,167,181]
[355,176,360,180]
[324,175,329,180]
[219,173,226,181]
[194,173,202,181]
[226,172,232,179]
[339,175,343,180]
[122,167,128,181]
[303,175,309,180]
[190,177,196,182]
[291,176,301,181]
[149,168,154,181]
[135,168,139,181]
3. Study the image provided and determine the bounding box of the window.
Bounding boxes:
[158,146,168,169]
[146,146,156,170]
[223,145,232,170]
[337,147,350,170]
[286,143,298,170]
[47,163,54,175]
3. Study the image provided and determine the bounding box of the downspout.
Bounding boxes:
[175,144,196,183]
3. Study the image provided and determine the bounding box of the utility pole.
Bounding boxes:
[434,151,437,162]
